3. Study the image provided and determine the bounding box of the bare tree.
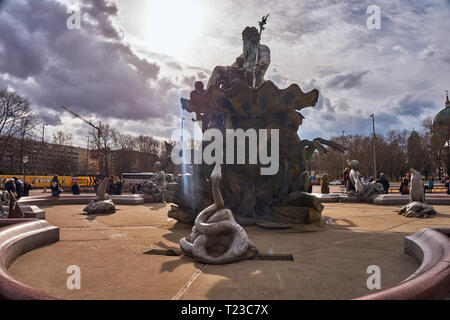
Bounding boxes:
[89,123,118,176]
[0,89,35,168]
[135,135,161,155]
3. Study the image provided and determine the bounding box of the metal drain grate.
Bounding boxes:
[144,249,182,256]
[250,254,293,261]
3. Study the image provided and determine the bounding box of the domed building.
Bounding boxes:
[432,91,450,178]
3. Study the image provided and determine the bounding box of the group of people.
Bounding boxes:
[398,175,450,195]
[92,176,124,195]
[4,177,31,199]
[107,176,123,195]
[130,183,143,194]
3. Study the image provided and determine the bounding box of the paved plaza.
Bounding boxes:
[7,202,450,300]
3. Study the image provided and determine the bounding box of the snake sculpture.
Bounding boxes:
[180,164,258,264]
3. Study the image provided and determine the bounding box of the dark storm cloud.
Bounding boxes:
[0,14,47,79]
[38,108,62,126]
[83,0,121,40]
[326,70,371,90]
[0,0,181,124]
[393,94,436,117]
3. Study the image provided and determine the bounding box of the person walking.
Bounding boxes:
[23,181,31,197]
[114,176,123,195]
[399,177,409,195]
[50,174,62,197]
[320,174,330,194]
[93,177,99,193]
[107,176,115,195]
[377,173,390,194]
[130,184,137,194]
[4,178,16,196]
[13,177,24,199]
[71,181,80,195]
[343,168,350,188]
[426,178,434,193]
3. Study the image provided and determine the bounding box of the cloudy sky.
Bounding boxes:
[0,0,449,147]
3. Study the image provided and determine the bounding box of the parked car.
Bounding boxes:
[329,180,343,185]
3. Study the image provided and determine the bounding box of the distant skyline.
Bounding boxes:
[0,0,449,147]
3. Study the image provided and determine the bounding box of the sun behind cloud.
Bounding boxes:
[132,0,206,57]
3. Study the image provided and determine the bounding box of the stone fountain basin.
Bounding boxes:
[2,203,450,300]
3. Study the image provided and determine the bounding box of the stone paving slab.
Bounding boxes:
[3,205,45,219]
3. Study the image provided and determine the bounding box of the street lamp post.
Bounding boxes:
[370,113,377,178]
[85,136,90,176]
[41,122,48,143]
[341,130,346,175]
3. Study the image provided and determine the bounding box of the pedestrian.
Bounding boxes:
[137,183,142,193]
[114,176,123,195]
[377,173,390,194]
[13,177,24,199]
[320,174,330,194]
[71,181,80,195]
[93,177,99,192]
[427,178,434,193]
[107,176,115,195]
[4,178,16,196]
[445,178,450,195]
[23,181,31,197]
[50,174,62,197]
[399,177,409,195]
[343,168,350,188]
[130,184,137,194]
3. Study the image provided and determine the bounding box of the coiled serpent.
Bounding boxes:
[180,164,258,264]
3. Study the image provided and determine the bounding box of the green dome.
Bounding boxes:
[434,107,450,127]
[409,130,420,138]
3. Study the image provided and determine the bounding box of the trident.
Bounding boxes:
[252,14,270,88]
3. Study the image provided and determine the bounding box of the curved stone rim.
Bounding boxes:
[18,194,144,206]
[0,219,60,300]
[355,227,450,300]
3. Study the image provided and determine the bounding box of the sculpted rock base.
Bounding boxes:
[83,198,116,215]
[398,201,436,218]
[83,178,116,215]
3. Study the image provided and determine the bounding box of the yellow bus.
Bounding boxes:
[0,175,96,188]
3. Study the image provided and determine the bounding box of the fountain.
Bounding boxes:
[167,22,346,229]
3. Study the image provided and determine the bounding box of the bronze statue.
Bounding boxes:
[206,26,270,89]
